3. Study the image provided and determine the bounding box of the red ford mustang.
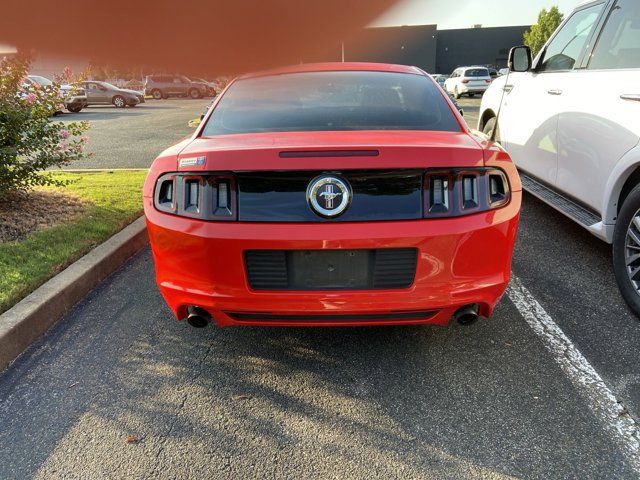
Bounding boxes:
[143,63,521,328]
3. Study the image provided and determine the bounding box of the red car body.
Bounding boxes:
[144,63,521,328]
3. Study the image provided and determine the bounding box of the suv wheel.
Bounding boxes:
[67,105,83,113]
[112,95,126,108]
[189,88,202,99]
[613,183,640,317]
[482,116,500,141]
[151,89,163,100]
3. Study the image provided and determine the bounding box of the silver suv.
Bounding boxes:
[144,75,208,100]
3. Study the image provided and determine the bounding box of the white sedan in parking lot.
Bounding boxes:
[444,66,492,99]
[479,0,640,315]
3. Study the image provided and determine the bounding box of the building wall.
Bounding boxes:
[331,24,529,75]
[345,25,438,73]
[436,26,529,74]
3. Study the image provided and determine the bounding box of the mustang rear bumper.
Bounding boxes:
[144,192,521,327]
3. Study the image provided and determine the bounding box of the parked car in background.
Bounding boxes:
[444,66,492,99]
[144,75,209,100]
[80,81,143,108]
[431,74,448,88]
[191,77,217,97]
[479,0,640,315]
[498,68,510,76]
[487,68,498,79]
[25,75,88,113]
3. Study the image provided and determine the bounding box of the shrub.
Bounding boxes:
[0,55,90,196]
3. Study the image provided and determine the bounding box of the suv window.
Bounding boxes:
[538,3,605,72]
[464,68,489,77]
[201,71,461,136]
[589,0,640,70]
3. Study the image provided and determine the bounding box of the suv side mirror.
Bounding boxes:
[508,46,532,72]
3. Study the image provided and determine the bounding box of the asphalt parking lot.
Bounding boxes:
[2,97,640,478]
[62,99,211,169]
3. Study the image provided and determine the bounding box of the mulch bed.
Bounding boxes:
[0,189,88,243]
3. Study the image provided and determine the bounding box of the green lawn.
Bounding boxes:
[0,170,147,314]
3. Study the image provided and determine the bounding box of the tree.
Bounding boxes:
[0,55,89,195]
[524,6,564,57]
[88,62,108,81]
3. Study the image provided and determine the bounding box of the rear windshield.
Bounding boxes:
[201,71,460,136]
[464,68,490,77]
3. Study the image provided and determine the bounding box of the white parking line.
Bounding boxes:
[507,275,640,473]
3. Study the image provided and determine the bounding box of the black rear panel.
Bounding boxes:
[245,248,418,291]
[237,170,422,222]
[226,310,436,322]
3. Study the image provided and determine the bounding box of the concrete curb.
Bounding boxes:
[0,217,148,371]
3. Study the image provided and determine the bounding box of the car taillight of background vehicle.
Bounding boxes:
[424,169,510,218]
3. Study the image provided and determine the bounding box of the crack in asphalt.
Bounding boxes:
[148,333,217,477]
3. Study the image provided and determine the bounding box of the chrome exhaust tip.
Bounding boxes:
[453,304,479,326]
[185,306,212,328]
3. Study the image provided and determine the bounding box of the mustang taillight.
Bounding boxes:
[154,172,237,221]
[424,169,510,218]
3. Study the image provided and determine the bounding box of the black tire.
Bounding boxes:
[189,88,202,99]
[67,105,83,113]
[613,184,640,317]
[482,116,500,141]
[151,89,163,100]
[112,95,126,108]
[453,87,461,100]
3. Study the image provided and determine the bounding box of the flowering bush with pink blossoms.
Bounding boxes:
[0,55,89,196]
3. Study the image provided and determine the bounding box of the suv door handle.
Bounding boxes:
[547,89,563,96]
[621,94,640,102]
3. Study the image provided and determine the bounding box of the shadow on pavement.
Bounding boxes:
[0,248,634,478]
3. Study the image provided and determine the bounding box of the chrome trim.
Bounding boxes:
[307,176,351,218]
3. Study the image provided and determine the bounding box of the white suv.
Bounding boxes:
[479,0,640,314]
[444,66,492,99]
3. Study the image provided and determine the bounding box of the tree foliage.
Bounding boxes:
[0,55,89,196]
[524,6,565,57]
